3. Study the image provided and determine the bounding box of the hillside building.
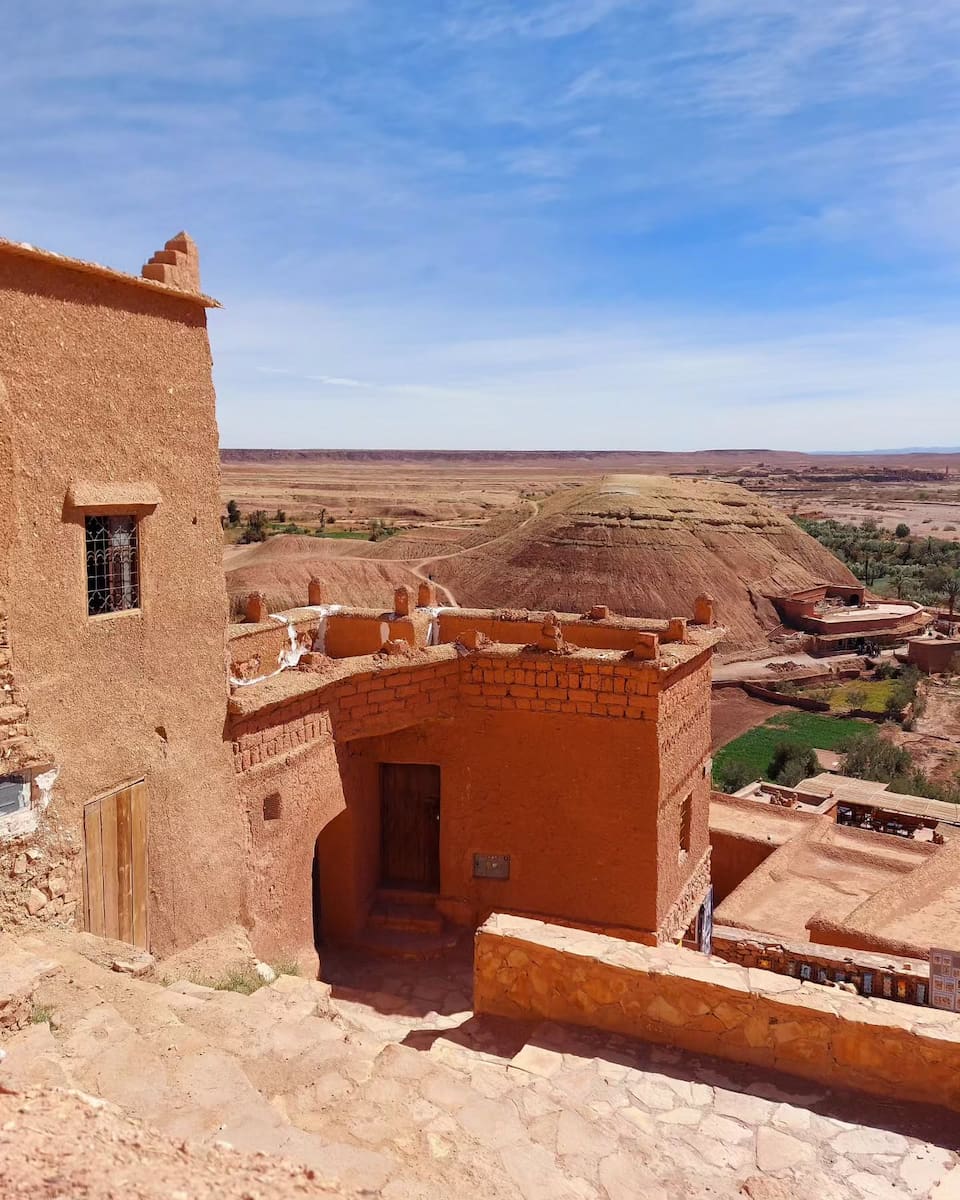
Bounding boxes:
[0,234,243,954]
[0,232,721,971]
[770,583,931,655]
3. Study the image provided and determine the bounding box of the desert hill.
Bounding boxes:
[223,535,425,616]
[427,475,856,652]
[224,475,855,652]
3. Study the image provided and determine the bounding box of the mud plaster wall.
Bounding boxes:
[230,645,716,952]
[655,656,713,926]
[475,913,960,1113]
[710,830,783,905]
[237,717,345,969]
[346,703,665,940]
[0,253,243,956]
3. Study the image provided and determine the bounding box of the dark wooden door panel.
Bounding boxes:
[380,763,440,890]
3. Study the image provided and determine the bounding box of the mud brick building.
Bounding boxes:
[227,598,721,967]
[0,232,722,972]
[0,234,243,954]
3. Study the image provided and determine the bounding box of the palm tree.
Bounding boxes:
[944,571,960,622]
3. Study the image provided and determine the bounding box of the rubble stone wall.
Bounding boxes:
[474,913,960,1112]
[0,606,81,934]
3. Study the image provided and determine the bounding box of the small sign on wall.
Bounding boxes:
[930,947,960,1012]
[474,853,510,880]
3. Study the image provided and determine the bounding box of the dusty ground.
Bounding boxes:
[220,451,960,535]
[222,474,855,652]
[3,930,958,1199]
[893,678,960,787]
[710,691,793,751]
[0,1088,352,1200]
[220,457,564,530]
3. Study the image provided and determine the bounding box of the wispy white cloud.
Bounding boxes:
[216,294,960,450]
[4,1,960,448]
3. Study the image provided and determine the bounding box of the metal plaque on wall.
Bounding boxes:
[473,853,510,880]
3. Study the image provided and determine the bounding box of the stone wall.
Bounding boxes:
[0,606,81,935]
[712,924,930,1006]
[474,913,960,1112]
[457,648,660,720]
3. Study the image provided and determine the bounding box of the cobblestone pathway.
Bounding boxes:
[5,932,958,1200]
[320,940,960,1199]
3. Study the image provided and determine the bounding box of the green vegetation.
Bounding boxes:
[796,516,960,607]
[30,1004,55,1025]
[769,741,818,787]
[239,508,269,543]
[368,517,399,542]
[223,500,394,543]
[842,733,960,804]
[713,708,960,804]
[797,677,904,715]
[210,960,301,995]
[712,711,874,789]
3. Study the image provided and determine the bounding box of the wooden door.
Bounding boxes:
[380,764,440,890]
[83,781,148,949]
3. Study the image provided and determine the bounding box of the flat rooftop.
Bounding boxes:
[715,822,933,943]
[798,773,960,827]
[709,793,820,845]
[815,602,920,624]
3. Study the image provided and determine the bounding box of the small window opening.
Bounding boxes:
[263,793,282,821]
[0,776,30,818]
[679,792,693,857]
[85,515,140,615]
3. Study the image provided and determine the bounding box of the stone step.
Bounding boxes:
[0,948,62,1032]
[367,899,444,934]
[375,886,441,908]
[353,923,462,961]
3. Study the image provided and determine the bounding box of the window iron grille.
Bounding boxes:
[85,515,140,615]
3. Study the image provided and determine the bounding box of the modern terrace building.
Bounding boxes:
[770,584,931,655]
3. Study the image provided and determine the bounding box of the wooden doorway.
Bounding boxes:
[83,781,148,949]
[379,763,440,891]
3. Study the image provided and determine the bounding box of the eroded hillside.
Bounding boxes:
[429,476,855,652]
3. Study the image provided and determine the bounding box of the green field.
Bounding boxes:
[712,711,876,784]
[798,678,899,714]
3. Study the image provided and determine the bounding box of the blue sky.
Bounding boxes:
[5,1,960,450]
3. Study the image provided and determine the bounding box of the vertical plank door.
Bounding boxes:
[379,764,441,890]
[82,781,148,949]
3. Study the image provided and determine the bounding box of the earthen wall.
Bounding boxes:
[656,657,713,927]
[227,643,716,954]
[474,913,960,1112]
[0,250,243,955]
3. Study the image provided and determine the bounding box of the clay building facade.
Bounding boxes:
[0,231,722,975]
[0,235,244,955]
[228,598,721,969]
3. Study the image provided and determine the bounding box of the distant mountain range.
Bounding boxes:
[817,447,960,455]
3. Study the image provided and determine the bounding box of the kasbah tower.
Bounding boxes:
[0,231,721,969]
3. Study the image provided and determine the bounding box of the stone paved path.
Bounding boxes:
[320,939,960,1199]
[4,931,958,1200]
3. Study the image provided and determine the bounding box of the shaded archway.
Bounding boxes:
[312,833,324,953]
